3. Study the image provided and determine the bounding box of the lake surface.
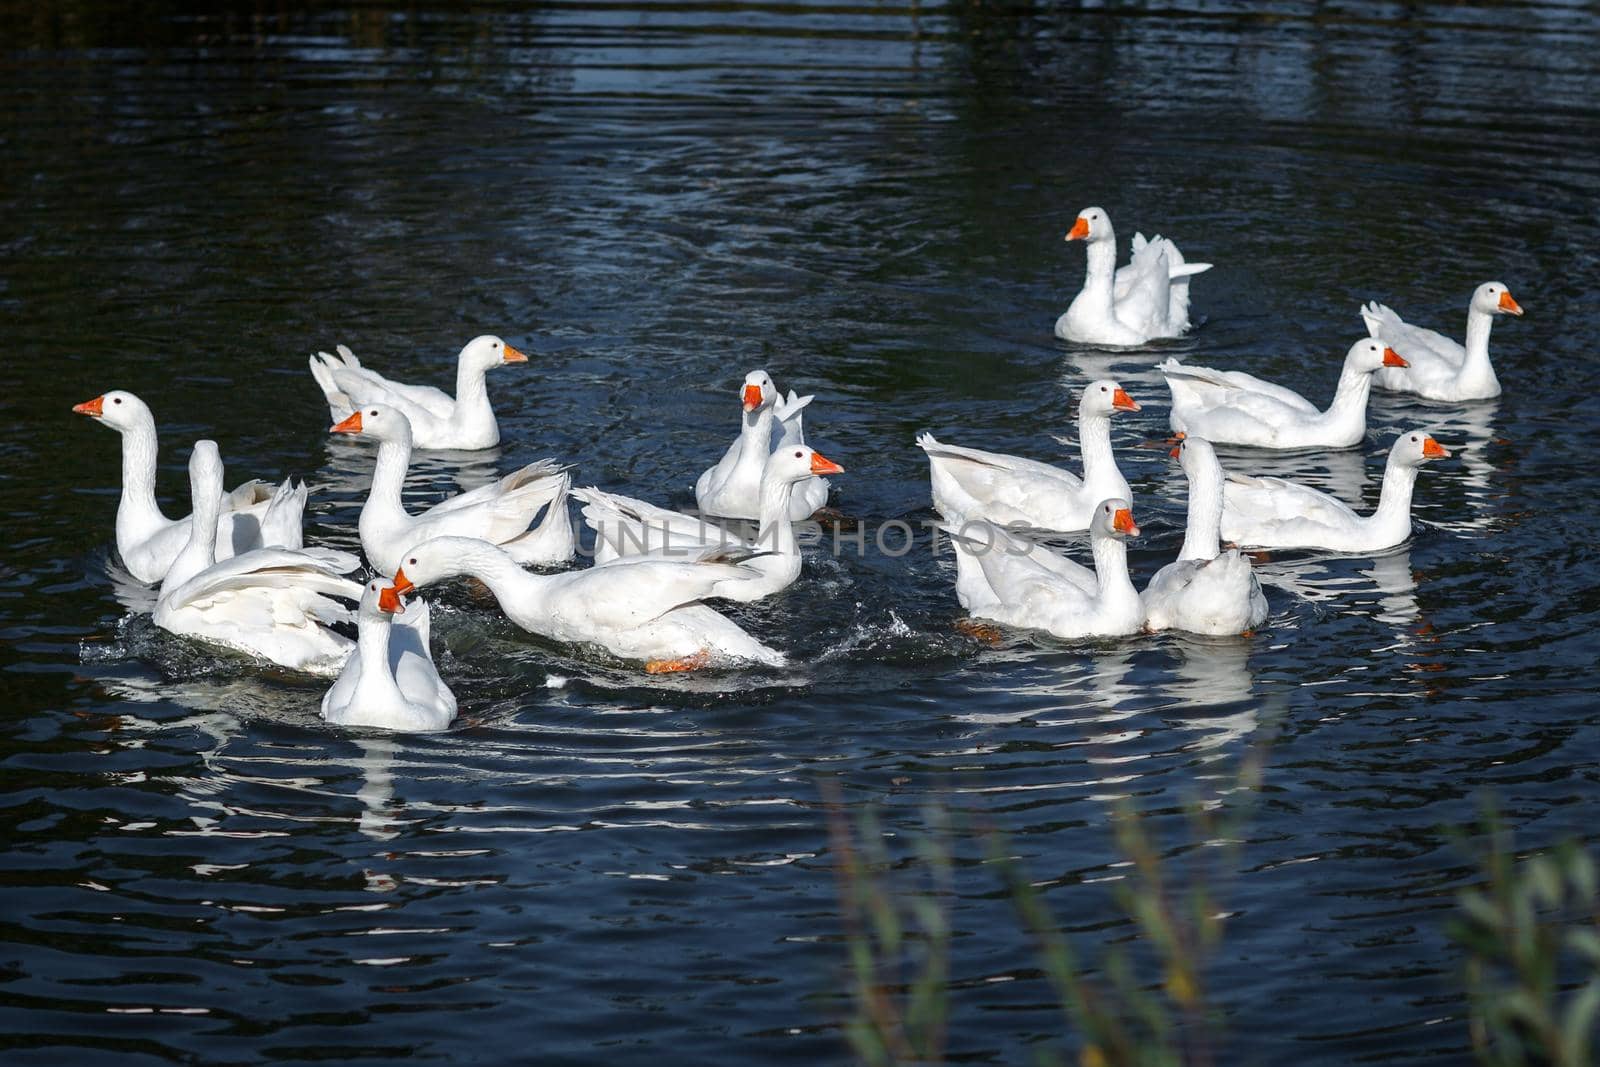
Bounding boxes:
[4,1,1599,1062]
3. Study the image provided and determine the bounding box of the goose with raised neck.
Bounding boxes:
[73,389,304,583]
[695,369,827,521]
[1054,205,1212,346]
[153,441,361,675]
[1161,338,1407,450]
[309,334,529,450]
[917,379,1139,532]
[389,536,786,671]
[943,498,1145,640]
[1220,430,1452,552]
[1364,281,1522,401]
[321,581,456,732]
[1142,436,1268,635]
[331,403,573,575]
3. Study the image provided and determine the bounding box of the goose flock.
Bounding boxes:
[74,205,1521,732]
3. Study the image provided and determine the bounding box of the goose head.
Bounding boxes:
[1089,497,1140,540]
[741,370,778,414]
[1065,206,1113,243]
[1081,379,1141,418]
[361,579,404,619]
[1472,281,1523,317]
[1345,337,1408,373]
[188,439,225,498]
[767,445,844,484]
[460,334,529,373]
[390,536,481,596]
[1170,433,1220,478]
[329,402,413,445]
[1392,429,1451,469]
[72,389,152,432]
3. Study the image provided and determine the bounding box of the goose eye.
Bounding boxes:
[1100,386,1108,392]
[408,557,417,566]
[794,451,802,458]
[369,409,378,416]
[113,397,122,404]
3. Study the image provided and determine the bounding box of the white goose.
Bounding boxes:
[573,445,845,602]
[1161,338,1406,450]
[944,499,1145,641]
[74,390,306,583]
[1054,206,1212,346]
[389,537,787,672]
[309,335,527,450]
[321,581,456,732]
[1142,437,1268,636]
[695,370,829,521]
[154,441,361,676]
[1220,430,1451,552]
[917,380,1139,531]
[1363,282,1523,401]
[330,404,573,575]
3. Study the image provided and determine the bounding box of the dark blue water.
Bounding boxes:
[4,1,1599,1062]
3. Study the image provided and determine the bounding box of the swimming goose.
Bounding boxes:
[917,379,1139,531]
[1141,437,1268,636]
[330,404,573,575]
[695,370,829,521]
[310,335,527,450]
[944,498,1144,641]
[321,580,456,732]
[389,536,786,672]
[1161,338,1406,450]
[574,445,845,602]
[74,390,305,583]
[1220,430,1451,552]
[1363,282,1522,401]
[154,441,361,676]
[1054,206,1212,346]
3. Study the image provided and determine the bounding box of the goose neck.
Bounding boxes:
[354,614,405,701]
[1091,534,1138,603]
[455,543,546,623]
[1081,239,1119,309]
[366,438,414,518]
[1459,308,1500,391]
[160,469,221,596]
[1077,410,1116,479]
[1373,459,1420,524]
[116,418,167,534]
[754,476,800,556]
[737,407,776,464]
[1178,461,1224,562]
[453,359,495,425]
[1328,364,1376,415]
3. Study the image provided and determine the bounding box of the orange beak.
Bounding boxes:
[810,451,845,476]
[1498,290,1523,316]
[1169,442,1183,459]
[1066,216,1090,241]
[503,344,529,363]
[1382,347,1408,368]
[742,384,763,412]
[331,411,363,434]
[1421,437,1450,459]
[1112,387,1140,412]
[377,586,403,614]
[390,567,415,596]
[73,396,105,417]
[1112,508,1140,537]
